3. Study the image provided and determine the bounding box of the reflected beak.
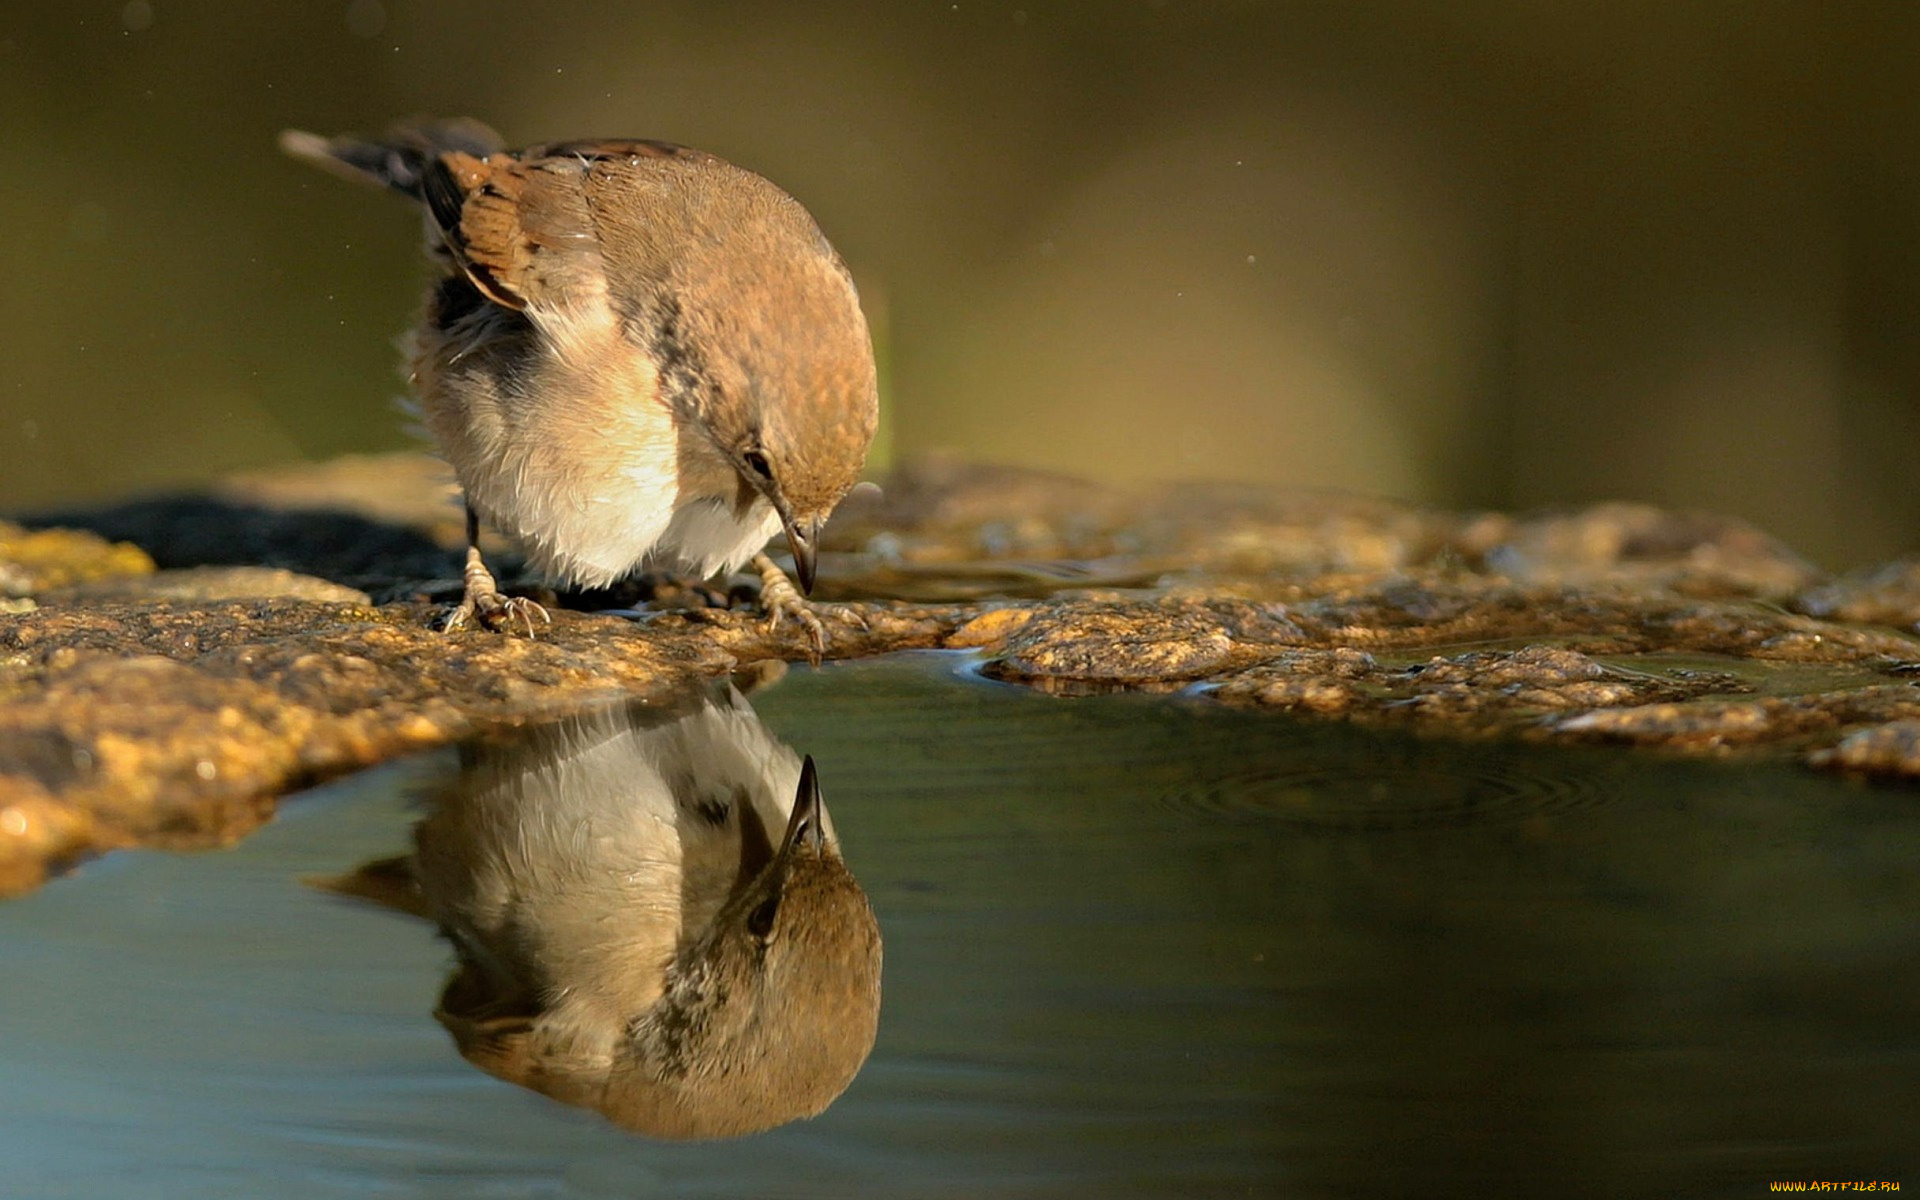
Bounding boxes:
[776,755,828,863]
[780,513,817,595]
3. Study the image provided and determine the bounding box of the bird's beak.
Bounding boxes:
[779,513,817,595]
[775,755,828,865]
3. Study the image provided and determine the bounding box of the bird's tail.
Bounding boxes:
[278,117,504,199]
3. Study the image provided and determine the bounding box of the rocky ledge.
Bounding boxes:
[3,452,1918,895]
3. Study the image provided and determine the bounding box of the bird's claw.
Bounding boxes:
[442,591,552,637]
[442,544,551,637]
[754,554,831,665]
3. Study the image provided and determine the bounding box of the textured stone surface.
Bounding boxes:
[6,450,1920,896]
[0,594,967,895]
[35,566,372,606]
[0,520,154,597]
[1798,560,1920,629]
[1808,719,1920,776]
[979,598,1304,689]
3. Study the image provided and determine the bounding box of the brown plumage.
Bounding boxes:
[317,687,884,1139]
[281,118,878,637]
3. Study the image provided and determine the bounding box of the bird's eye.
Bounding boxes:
[743,450,774,481]
[747,895,780,939]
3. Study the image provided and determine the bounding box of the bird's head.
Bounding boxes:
[661,212,879,594]
[609,755,883,1138]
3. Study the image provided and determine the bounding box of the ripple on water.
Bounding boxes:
[1162,740,1612,831]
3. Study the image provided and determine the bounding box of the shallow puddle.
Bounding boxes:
[1,652,1915,1196]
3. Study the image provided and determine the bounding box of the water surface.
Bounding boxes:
[1,652,1915,1197]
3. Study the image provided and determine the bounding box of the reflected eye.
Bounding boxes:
[743,450,774,481]
[747,895,780,939]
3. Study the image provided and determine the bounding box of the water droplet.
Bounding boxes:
[121,1,153,33]
[1161,750,1608,830]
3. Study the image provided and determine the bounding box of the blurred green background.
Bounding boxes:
[4,1,1919,567]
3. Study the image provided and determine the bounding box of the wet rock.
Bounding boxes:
[1551,685,1920,750]
[0,600,796,895]
[8,450,1920,897]
[0,520,153,597]
[1272,578,1920,665]
[822,452,1452,596]
[1205,648,1380,714]
[1211,645,1742,728]
[823,453,1135,564]
[979,598,1303,688]
[1469,503,1821,599]
[35,566,370,606]
[0,583,981,895]
[1808,720,1920,777]
[1133,482,1446,575]
[1797,560,1920,630]
[20,490,455,598]
[823,456,1819,605]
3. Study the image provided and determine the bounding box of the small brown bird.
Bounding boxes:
[319,685,883,1138]
[280,118,878,644]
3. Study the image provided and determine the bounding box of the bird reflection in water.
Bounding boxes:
[318,680,882,1138]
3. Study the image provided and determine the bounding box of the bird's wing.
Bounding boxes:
[281,122,694,314]
[424,139,710,314]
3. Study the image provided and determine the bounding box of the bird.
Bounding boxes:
[317,683,883,1139]
[279,118,879,650]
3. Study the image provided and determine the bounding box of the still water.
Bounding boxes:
[1,652,1915,1197]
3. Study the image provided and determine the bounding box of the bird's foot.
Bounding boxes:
[440,547,551,637]
[751,553,868,665]
[442,591,551,637]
